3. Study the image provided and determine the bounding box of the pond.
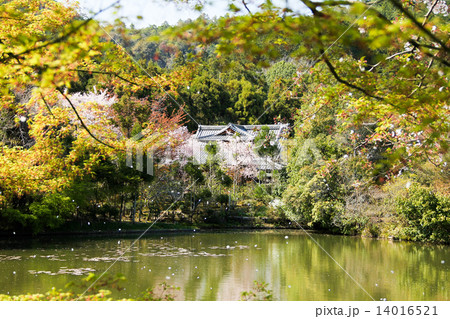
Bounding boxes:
[0,230,448,300]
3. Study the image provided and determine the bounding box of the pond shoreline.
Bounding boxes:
[0,227,411,247]
[0,221,313,239]
[2,221,446,246]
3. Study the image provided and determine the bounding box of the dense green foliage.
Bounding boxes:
[396,185,449,243]
[0,0,448,243]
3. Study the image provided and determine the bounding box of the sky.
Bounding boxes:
[76,0,243,27]
[75,0,307,28]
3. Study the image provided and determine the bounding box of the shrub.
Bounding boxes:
[284,172,347,230]
[332,209,368,235]
[361,220,381,238]
[311,200,344,229]
[395,185,449,243]
[216,194,229,207]
[253,184,269,202]
[0,208,34,231]
[29,193,75,233]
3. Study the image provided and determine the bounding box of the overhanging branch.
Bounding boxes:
[74,69,144,87]
[0,1,120,64]
[388,0,450,55]
[322,56,384,101]
[57,88,115,149]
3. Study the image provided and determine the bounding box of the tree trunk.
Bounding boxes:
[131,194,136,224]
[138,206,142,222]
[119,195,124,222]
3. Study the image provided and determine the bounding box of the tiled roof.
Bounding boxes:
[193,123,289,170]
[195,123,288,142]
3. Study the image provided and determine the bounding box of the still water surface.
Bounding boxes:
[0,230,448,300]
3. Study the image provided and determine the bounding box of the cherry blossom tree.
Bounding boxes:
[217,136,260,180]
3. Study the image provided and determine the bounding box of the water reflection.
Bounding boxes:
[0,231,448,300]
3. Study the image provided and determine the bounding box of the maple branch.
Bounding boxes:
[407,54,435,98]
[0,1,119,64]
[322,56,384,101]
[410,42,450,67]
[74,69,144,87]
[369,42,449,72]
[422,0,440,26]
[39,92,56,118]
[57,88,115,149]
[388,0,449,55]
[242,1,252,14]
[0,16,41,23]
[302,0,329,17]
[353,132,379,152]
[368,49,415,71]
[424,150,441,168]
[309,1,359,7]
[406,37,441,52]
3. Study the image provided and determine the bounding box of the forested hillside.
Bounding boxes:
[0,0,448,243]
